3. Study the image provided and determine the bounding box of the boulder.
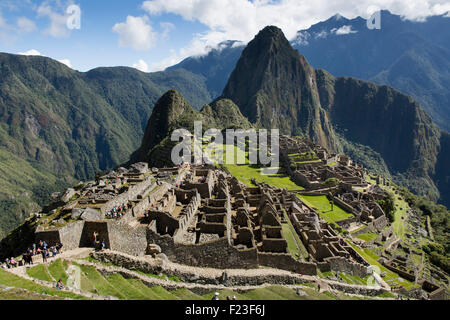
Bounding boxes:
[129,162,149,174]
[61,188,76,203]
[71,208,84,220]
[147,243,162,256]
[80,208,103,221]
[155,253,168,262]
[117,167,128,174]
[50,192,61,201]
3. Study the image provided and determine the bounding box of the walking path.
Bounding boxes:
[4,248,394,300]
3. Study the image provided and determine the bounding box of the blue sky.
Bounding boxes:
[0,0,448,72]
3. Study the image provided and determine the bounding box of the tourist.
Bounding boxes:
[4,258,11,269]
[56,279,64,290]
[226,296,231,300]
[212,292,220,300]
[42,249,48,263]
[232,296,237,300]
[9,257,17,268]
[42,241,48,250]
[92,232,98,248]
[101,240,106,250]
[56,242,63,254]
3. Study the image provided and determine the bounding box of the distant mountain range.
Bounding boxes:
[169,10,450,131]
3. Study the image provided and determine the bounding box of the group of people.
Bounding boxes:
[211,292,237,300]
[28,240,64,264]
[2,240,63,269]
[105,202,133,219]
[3,257,18,269]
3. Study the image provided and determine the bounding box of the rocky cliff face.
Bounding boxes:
[221,26,338,152]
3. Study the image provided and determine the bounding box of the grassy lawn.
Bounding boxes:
[355,232,379,242]
[106,273,150,300]
[207,143,304,190]
[26,264,53,282]
[392,196,408,240]
[171,288,204,300]
[282,211,309,260]
[298,195,353,224]
[78,264,126,299]
[0,269,87,300]
[125,279,165,300]
[47,259,69,285]
[347,241,418,290]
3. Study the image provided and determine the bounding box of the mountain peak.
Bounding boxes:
[134,89,193,161]
[221,25,338,151]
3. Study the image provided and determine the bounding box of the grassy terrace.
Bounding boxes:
[282,211,309,260]
[17,257,384,300]
[297,195,353,225]
[205,143,303,190]
[347,241,418,290]
[355,232,379,242]
[364,176,409,241]
[392,196,408,240]
[0,268,87,300]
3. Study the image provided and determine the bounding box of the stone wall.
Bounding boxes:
[257,252,317,275]
[323,256,370,278]
[173,192,200,243]
[147,230,259,269]
[91,250,388,296]
[101,175,156,214]
[108,221,148,256]
[331,196,356,214]
[58,221,84,250]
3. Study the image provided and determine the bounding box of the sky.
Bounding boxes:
[0,0,449,72]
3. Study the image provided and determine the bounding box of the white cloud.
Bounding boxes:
[142,0,450,69]
[18,49,73,69]
[37,3,71,38]
[333,25,357,35]
[315,30,328,39]
[18,49,42,56]
[160,21,175,39]
[17,17,36,33]
[112,16,157,51]
[132,59,149,72]
[57,58,72,68]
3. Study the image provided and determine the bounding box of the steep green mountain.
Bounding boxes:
[0,53,211,238]
[132,90,251,167]
[221,26,338,152]
[219,26,449,207]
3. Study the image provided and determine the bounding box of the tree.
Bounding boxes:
[376,192,395,222]
[322,178,340,188]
